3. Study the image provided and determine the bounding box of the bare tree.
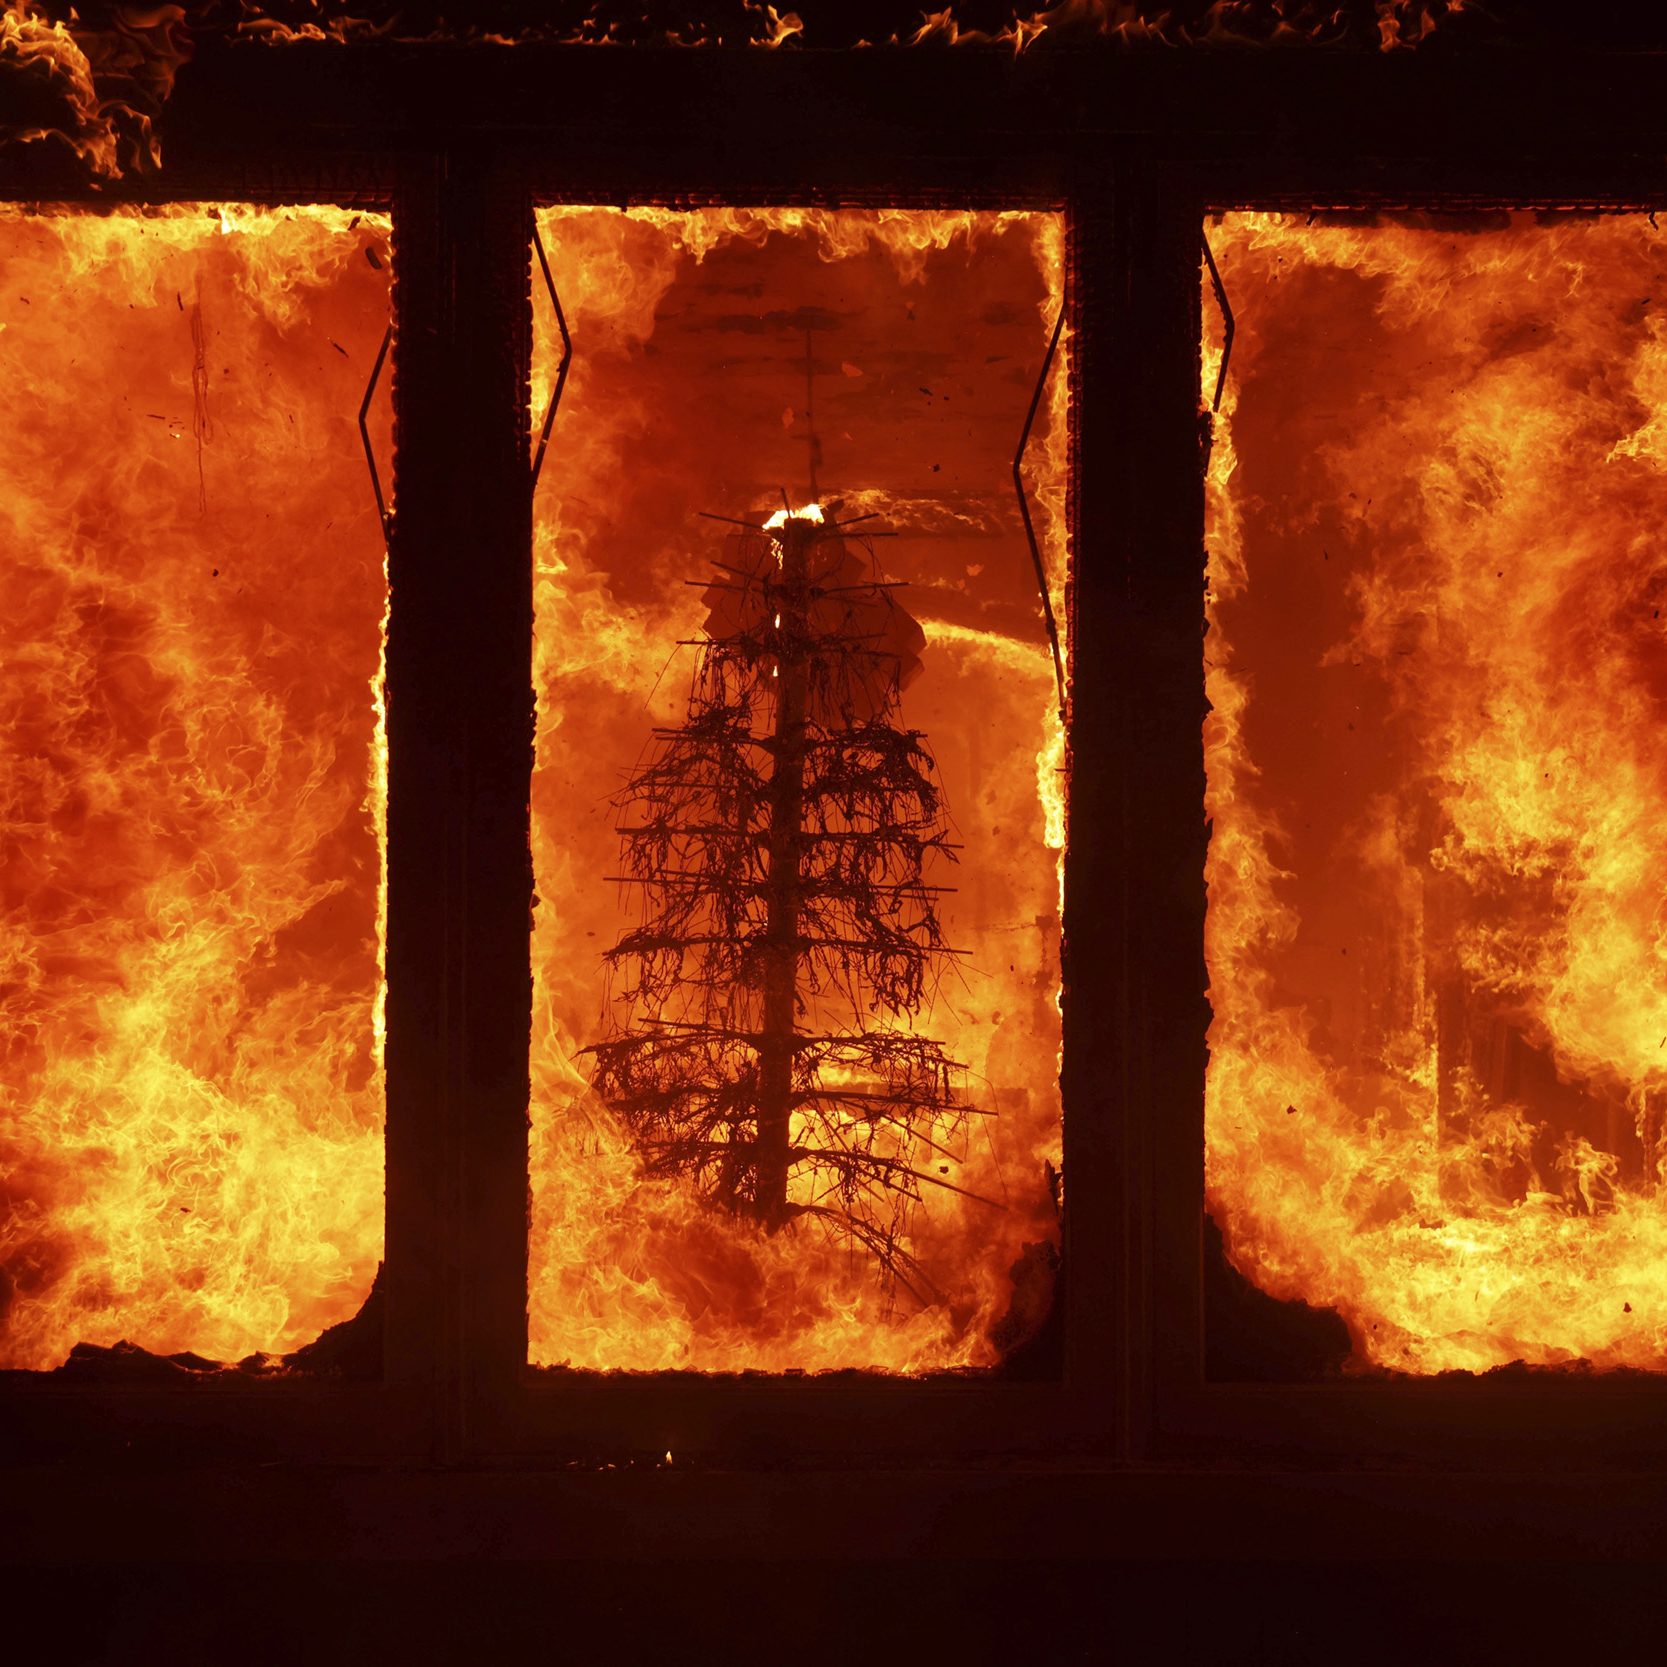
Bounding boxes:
[589,507,987,1300]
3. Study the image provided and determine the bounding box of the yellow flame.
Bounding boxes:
[1206,211,1667,1373]
[0,2,119,176]
[0,203,390,1369]
[527,204,1067,1371]
[764,503,824,528]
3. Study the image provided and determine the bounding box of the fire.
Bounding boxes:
[0,1,189,178]
[747,3,805,47]
[211,1,1461,53]
[528,205,1066,1371]
[1376,1,1470,50]
[895,2,1454,51]
[233,4,801,48]
[0,203,390,1370]
[1,1,122,176]
[762,502,823,528]
[1205,211,1667,1373]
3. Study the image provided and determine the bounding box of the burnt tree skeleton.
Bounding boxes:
[588,507,991,1298]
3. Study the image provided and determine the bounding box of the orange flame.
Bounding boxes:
[1376,0,1470,50]
[0,2,189,177]
[748,3,805,46]
[0,203,391,1370]
[528,205,1066,1371]
[235,4,800,49]
[223,0,1452,51]
[1205,211,1667,1374]
[1,2,121,176]
[894,2,1447,52]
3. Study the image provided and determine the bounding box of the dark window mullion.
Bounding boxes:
[1063,162,1210,1458]
[383,152,534,1457]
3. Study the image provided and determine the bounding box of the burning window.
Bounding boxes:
[0,204,391,1371]
[1205,211,1667,1374]
[528,207,1066,1372]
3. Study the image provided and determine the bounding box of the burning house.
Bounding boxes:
[2,0,1666,1651]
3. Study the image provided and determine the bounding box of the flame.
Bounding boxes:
[528,204,1066,1371]
[748,3,805,47]
[1376,1,1470,50]
[1,2,121,176]
[0,2,188,178]
[220,0,1453,51]
[1205,211,1667,1374]
[894,2,1450,52]
[234,4,801,49]
[763,502,823,528]
[0,203,391,1370]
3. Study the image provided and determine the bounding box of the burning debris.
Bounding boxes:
[591,505,989,1302]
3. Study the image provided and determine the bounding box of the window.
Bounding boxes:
[7,48,1664,1477]
[525,205,1068,1375]
[1204,212,1667,1379]
[0,203,390,1374]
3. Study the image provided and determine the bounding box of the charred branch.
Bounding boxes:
[590,512,984,1288]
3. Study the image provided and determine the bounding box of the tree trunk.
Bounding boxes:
[755,520,813,1229]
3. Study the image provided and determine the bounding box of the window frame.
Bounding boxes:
[1150,173,1667,1466]
[0,164,426,1466]
[6,41,1667,1472]
[480,171,1102,1465]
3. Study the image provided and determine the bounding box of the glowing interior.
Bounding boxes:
[0,204,390,1370]
[528,206,1067,1372]
[1205,211,1667,1374]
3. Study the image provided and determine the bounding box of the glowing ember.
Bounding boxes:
[1205,211,1667,1373]
[529,206,1066,1371]
[0,204,390,1370]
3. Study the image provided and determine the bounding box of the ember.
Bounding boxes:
[527,207,1066,1372]
[1205,211,1667,1374]
[0,204,390,1370]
